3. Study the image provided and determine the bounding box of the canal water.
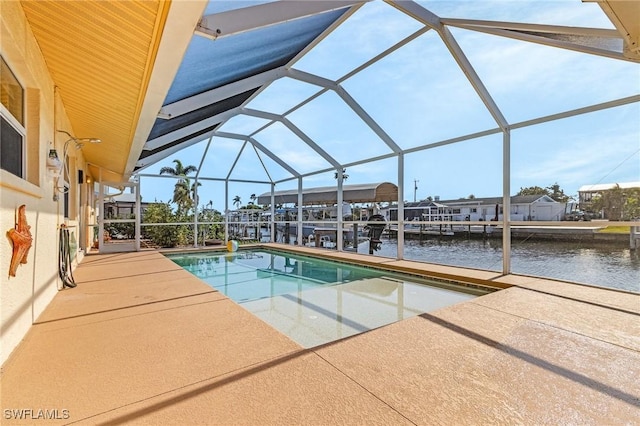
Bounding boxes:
[363,238,639,293]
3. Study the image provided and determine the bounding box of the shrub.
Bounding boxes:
[143,202,179,247]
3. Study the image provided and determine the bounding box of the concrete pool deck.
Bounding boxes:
[1,246,639,424]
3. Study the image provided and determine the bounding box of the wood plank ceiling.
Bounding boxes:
[21,0,169,181]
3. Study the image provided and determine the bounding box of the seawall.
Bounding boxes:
[393,226,631,245]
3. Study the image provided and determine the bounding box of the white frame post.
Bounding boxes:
[224,180,229,242]
[337,168,344,251]
[134,177,141,251]
[397,153,405,260]
[270,184,276,243]
[297,177,303,246]
[98,167,104,251]
[502,129,511,274]
[193,177,199,248]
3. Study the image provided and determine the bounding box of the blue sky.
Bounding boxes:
[139,0,639,210]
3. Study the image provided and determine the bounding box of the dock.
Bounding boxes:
[387,224,632,245]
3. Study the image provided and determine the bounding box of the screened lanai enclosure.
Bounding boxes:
[100,1,638,289]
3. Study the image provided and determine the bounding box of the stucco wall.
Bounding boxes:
[1,1,86,365]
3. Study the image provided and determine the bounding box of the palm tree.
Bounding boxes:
[159,159,197,179]
[249,193,257,205]
[159,159,198,214]
[172,178,192,211]
[233,195,242,209]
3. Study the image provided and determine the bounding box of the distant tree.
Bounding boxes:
[249,193,257,205]
[198,205,224,242]
[159,159,198,215]
[171,178,192,214]
[625,188,640,220]
[468,194,476,199]
[592,185,640,220]
[546,182,570,203]
[516,183,569,203]
[159,159,197,181]
[242,203,262,210]
[516,186,548,197]
[232,195,242,209]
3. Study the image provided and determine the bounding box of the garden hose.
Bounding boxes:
[58,225,76,289]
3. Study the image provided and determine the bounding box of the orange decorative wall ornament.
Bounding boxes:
[8,205,33,277]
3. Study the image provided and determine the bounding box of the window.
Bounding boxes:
[1,116,23,176]
[0,56,25,178]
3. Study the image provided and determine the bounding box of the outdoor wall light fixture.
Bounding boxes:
[46,145,62,179]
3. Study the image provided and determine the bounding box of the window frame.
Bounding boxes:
[0,56,26,179]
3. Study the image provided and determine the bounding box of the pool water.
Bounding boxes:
[167,249,485,348]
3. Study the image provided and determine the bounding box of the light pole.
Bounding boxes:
[414,179,419,202]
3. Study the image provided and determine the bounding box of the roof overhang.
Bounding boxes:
[588,0,640,60]
[20,0,208,182]
[134,1,363,175]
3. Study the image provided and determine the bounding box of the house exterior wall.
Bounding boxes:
[1,1,89,365]
[510,201,566,221]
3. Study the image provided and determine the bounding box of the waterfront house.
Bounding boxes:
[103,191,151,220]
[388,195,566,222]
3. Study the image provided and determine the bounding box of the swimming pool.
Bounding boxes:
[167,249,487,347]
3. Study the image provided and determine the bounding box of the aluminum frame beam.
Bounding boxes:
[442,18,633,63]
[144,107,240,151]
[196,1,365,40]
[195,135,214,179]
[136,131,215,170]
[286,68,402,153]
[158,67,288,120]
[241,107,342,169]
[214,131,301,178]
[136,173,273,185]
[502,129,511,274]
[387,0,509,131]
[226,140,249,180]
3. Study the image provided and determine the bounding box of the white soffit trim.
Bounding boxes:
[588,0,640,59]
[196,0,366,40]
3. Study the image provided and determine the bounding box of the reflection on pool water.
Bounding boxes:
[167,249,488,348]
